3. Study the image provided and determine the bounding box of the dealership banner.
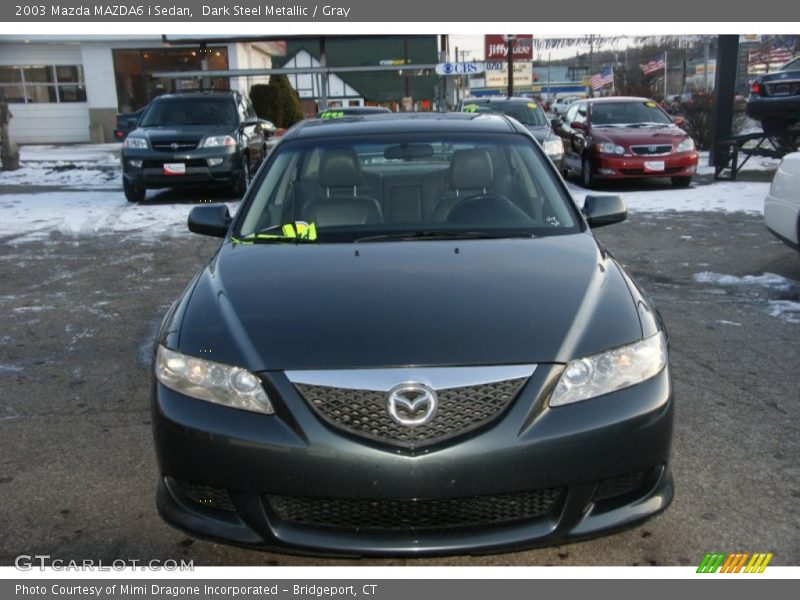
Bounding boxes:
[3,579,798,600]
[1,0,799,22]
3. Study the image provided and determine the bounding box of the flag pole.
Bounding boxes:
[663,50,668,101]
[611,65,615,94]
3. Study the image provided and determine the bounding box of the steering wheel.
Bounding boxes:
[446,194,534,226]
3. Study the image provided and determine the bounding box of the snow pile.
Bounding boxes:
[692,272,795,291]
[767,301,800,324]
[0,191,239,243]
[568,181,769,215]
[0,165,120,189]
[19,144,120,165]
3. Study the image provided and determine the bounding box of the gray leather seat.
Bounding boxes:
[432,149,495,221]
[302,148,383,227]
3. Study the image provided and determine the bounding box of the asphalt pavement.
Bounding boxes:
[0,184,798,566]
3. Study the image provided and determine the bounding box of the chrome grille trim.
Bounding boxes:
[630,144,673,156]
[285,365,536,391]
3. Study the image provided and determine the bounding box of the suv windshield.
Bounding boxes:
[591,101,673,126]
[463,101,548,126]
[235,133,580,243]
[140,97,238,127]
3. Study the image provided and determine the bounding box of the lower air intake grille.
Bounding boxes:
[176,480,235,512]
[593,469,651,502]
[294,377,528,449]
[267,488,564,531]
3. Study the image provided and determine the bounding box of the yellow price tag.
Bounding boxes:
[646,101,657,107]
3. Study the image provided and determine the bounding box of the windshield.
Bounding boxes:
[463,101,548,126]
[140,98,237,127]
[591,101,673,126]
[235,133,580,243]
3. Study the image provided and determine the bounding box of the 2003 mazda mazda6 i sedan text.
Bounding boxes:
[151,112,674,556]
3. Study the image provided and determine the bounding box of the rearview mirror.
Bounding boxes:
[582,194,627,228]
[188,204,231,237]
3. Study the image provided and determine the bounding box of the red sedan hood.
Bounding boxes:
[592,125,688,146]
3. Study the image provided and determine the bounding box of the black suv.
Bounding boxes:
[121,91,273,202]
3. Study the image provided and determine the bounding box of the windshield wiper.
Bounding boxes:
[354,230,534,243]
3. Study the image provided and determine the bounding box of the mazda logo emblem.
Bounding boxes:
[170,142,180,151]
[386,383,438,427]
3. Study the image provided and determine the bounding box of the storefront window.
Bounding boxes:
[113,47,229,113]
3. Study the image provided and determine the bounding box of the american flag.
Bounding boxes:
[749,44,795,66]
[640,53,666,75]
[589,66,614,90]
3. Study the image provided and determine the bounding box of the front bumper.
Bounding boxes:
[152,364,674,556]
[590,152,698,180]
[122,146,240,188]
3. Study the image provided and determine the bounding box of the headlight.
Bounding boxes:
[596,142,625,155]
[201,135,236,148]
[676,137,695,152]
[543,137,564,156]
[155,345,273,415]
[549,331,667,407]
[123,137,148,149]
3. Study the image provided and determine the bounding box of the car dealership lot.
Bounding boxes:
[0,179,798,566]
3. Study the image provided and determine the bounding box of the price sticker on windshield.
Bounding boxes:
[645,101,657,107]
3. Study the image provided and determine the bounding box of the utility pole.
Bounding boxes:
[704,38,710,92]
[588,34,594,97]
[503,34,516,97]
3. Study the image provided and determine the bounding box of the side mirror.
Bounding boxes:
[188,204,231,237]
[582,194,627,228]
[550,118,563,130]
[241,115,259,129]
[570,121,586,131]
[672,116,685,128]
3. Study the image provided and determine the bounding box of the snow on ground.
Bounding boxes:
[1,144,122,189]
[693,271,800,325]
[692,272,794,291]
[568,181,769,215]
[19,144,120,165]
[695,150,782,176]
[0,190,239,243]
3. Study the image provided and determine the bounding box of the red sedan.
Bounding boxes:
[555,96,698,188]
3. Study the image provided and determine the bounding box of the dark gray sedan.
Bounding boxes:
[151,112,673,556]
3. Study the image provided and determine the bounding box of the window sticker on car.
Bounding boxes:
[645,101,657,108]
[527,102,537,108]
[320,111,345,119]
[233,222,318,244]
[463,104,480,113]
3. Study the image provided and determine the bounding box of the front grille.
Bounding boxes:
[631,144,673,156]
[267,488,564,531]
[294,377,528,449]
[151,141,199,151]
[175,480,235,511]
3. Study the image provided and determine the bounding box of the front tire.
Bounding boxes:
[581,154,596,189]
[232,155,250,197]
[123,178,146,203]
[671,176,692,187]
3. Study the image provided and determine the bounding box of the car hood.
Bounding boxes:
[592,125,687,146]
[175,234,644,371]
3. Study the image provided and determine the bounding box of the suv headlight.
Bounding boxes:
[676,137,695,152]
[543,137,564,156]
[201,135,236,148]
[549,331,667,407]
[155,345,273,414]
[596,142,625,155]
[123,137,148,149]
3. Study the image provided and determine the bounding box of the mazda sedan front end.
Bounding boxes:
[151,113,674,556]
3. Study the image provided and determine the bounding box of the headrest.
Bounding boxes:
[319,147,363,188]
[450,149,493,190]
